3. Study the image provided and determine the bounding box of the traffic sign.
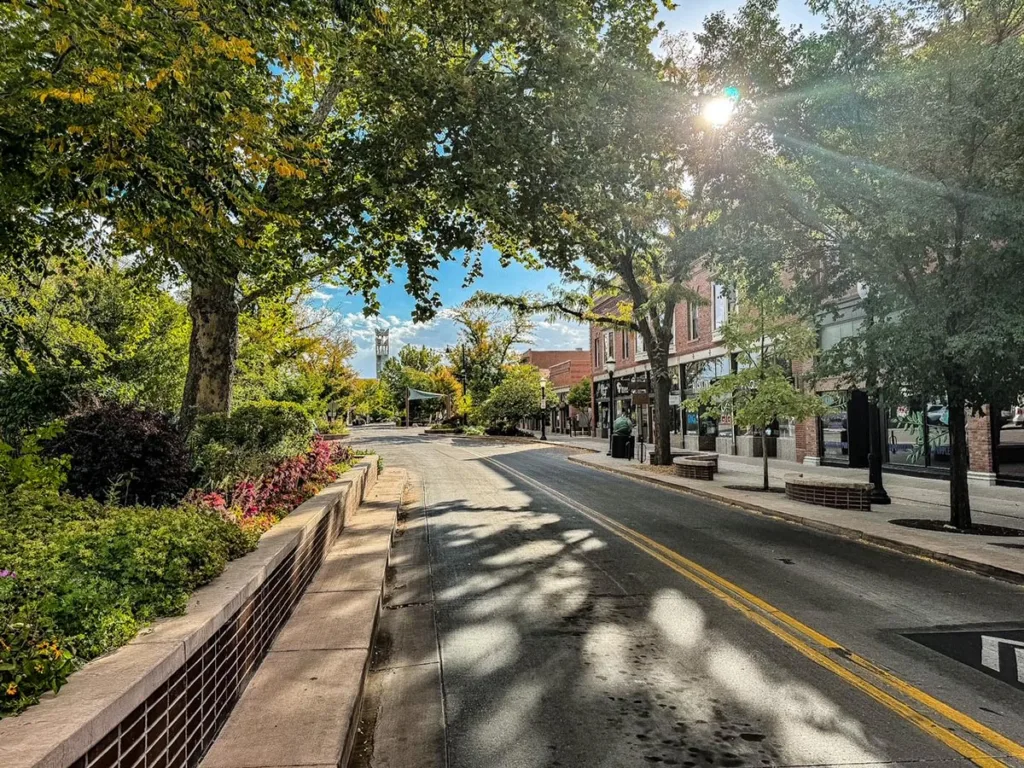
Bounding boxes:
[904,627,1024,691]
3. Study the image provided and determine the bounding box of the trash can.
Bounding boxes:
[612,434,632,459]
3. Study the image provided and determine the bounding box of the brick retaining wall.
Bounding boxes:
[0,458,378,768]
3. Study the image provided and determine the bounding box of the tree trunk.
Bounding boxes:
[651,353,673,465]
[761,429,769,491]
[179,272,240,433]
[947,395,972,529]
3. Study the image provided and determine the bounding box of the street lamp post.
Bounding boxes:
[605,355,616,455]
[857,282,891,505]
[540,380,548,441]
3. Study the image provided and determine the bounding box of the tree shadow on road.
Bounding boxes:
[417,457,893,768]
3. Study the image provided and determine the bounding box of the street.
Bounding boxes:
[352,427,1024,768]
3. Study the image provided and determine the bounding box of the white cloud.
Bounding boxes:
[336,310,589,377]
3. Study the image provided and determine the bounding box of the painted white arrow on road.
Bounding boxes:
[980,636,1024,683]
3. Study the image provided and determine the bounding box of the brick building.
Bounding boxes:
[589,272,1022,486]
[520,348,592,434]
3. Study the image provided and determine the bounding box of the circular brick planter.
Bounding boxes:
[673,455,719,481]
[784,473,873,511]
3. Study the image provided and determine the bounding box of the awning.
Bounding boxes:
[407,388,444,401]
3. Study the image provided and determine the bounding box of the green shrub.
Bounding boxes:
[480,365,541,432]
[0,432,252,716]
[190,401,314,487]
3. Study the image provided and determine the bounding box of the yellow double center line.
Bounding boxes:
[484,454,1024,768]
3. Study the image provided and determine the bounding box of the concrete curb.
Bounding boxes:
[567,455,1024,587]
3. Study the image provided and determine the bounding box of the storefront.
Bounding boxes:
[815,390,959,476]
[819,390,869,468]
[681,356,730,451]
[884,399,951,473]
[597,374,654,440]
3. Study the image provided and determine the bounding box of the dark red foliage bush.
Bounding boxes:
[189,438,353,539]
[45,400,193,505]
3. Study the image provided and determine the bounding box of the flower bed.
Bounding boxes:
[0,435,357,717]
[190,437,354,545]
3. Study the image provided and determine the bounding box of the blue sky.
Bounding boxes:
[327,0,821,377]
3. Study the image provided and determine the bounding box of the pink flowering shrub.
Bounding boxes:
[188,438,354,544]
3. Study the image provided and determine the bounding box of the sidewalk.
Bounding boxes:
[525,430,1024,524]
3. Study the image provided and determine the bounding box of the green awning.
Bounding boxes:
[407,388,444,401]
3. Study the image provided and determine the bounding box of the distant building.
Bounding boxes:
[588,267,1017,486]
[520,348,592,435]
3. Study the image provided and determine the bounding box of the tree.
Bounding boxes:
[349,379,396,423]
[394,346,443,375]
[706,0,1024,526]
[379,345,456,421]
[233,292,357,420]
[2,0,667,430]
[684,289,827,490]
[447,305,534,403]
[568,377,592,429]
[0,257,190,438]
[466,23,745,465]
[481,364,542,434]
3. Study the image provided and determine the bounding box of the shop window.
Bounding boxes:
[886,402,928,468]
[821,391,851,460]
[713,283,732,336]
[926,401,951,468]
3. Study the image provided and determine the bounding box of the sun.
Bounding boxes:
[702,97,734,127]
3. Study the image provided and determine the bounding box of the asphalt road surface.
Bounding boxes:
[351,427,1024,768]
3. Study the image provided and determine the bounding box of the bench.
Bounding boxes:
[784,473,873,511]
[673,455,718,481]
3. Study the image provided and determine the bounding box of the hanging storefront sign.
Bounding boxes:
[632,392,650,406]
[669,394,681,406]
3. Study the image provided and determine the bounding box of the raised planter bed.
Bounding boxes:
[0,458,379,768]
[672,451,719,471]
[784,473,873,511]
[673,456,718,481]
